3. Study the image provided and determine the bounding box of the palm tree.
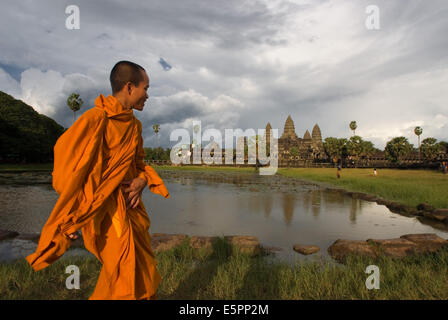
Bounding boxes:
[67,93,83,123]
[414,126,423,160]
[152,124,160,147]
[349,121,357,136]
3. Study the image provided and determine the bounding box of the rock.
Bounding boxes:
[359,194,378,202]
[189,236,217,249]
[400,233,448,253]
[422,211,448,222]
[16,233,41,243]
[151,233,188,252]
[366,238,417,258]
[293,244,320,255]
[415,210,425,217]
[328,233,448,262]
[416,216,448,232]
[376,198,388,205]
[0,230,19,241]
[405,207,420,215]
[224,235,261,254]
[385,202,409,214]
[349,192,363,198]
[151,234,261,254]
[327,239,377,262]
[417,203,435,212]
[433,209,448,216]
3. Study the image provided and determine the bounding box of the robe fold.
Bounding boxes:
[25,94,170,300]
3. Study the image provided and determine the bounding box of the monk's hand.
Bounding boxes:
[66,232,78,240]
[121,177,147,210]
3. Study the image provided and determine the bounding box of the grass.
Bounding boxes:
[1,237,448,300]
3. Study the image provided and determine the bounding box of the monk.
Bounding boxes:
[26,61,170,300]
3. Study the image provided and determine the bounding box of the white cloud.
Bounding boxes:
[19,68,66,117]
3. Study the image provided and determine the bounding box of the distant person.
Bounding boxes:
[443,161,447,174]
[373,168,377,176]
[337,164,341,179]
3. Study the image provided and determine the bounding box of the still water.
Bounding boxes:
[1,170,447,265]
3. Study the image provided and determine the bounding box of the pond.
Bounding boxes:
[1,170,447,265]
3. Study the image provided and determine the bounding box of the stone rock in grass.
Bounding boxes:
[405,207,420,216]
[366,238,417,258]
[293,244,320,255]
[224,235,261,254]
[0,230,19,241]
[433,209,448,216]
[415,210,425,217]
[422,211,448,222]
[328,233,448,262]
[417,203,435,213]
[327,239,377,262]
[385,201,409,214]
[400,233,448,253]
[189,236,217,249]
[359,194,378,202]
[151,233,188,252]
[376,198,388,205]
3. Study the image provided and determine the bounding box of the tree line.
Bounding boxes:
[322,122,448,164]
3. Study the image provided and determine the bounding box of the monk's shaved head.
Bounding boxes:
[110,61,146,94]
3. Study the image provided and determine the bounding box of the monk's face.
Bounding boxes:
[129,70,150,111]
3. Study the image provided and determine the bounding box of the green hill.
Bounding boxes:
[0,91,65,163]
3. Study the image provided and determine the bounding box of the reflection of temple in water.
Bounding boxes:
[282,194,296,226]
[263,195,272,219]
[311,190,321,217]
[349,198,364,223]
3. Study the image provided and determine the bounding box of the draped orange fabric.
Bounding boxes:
[25,94,170,300]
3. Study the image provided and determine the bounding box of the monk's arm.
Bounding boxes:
[134,119,170,198]
[135,123,149,185]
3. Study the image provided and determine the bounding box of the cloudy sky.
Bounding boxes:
[0,0,447,149]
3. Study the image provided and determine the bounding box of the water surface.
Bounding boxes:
[1,170,447,265]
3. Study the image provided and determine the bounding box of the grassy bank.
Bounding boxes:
[1,237,448,300]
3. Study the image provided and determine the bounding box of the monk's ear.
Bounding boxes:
[126,82,133,96]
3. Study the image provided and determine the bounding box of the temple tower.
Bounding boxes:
[265,122,272,145]
[280,115,299,140]
[312,124,322,141]
[303,130,311,140]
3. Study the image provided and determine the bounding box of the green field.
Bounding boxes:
[1,237,448,300]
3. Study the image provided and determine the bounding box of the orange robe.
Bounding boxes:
[26,94,170,300]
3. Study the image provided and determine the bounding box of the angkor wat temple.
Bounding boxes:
[265,115,326,161]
